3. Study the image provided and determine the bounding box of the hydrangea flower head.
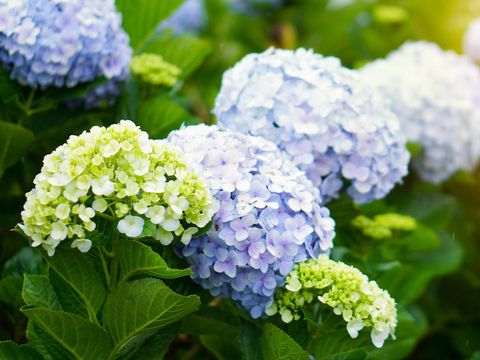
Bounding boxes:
[215,48,410,204]
[464,18,480,63]
[130,53,181,87]
[269,256,397,348]
[158,0,206,34]
[19,120,216,256]
[167,125,335,318]
[0,0,132,104]
[361,41,480,183]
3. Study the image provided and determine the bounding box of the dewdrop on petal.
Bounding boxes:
[361,41,480,183]
[18,120,216,256]
[216,48,409,204]
[270,256,397,348]
[168,125,335,318]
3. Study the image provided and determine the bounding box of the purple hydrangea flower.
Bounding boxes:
[168,125,335,318]
[0,0,132,106]
[215,48,410,204]
[361,41,480,183]
[158,0,206,34]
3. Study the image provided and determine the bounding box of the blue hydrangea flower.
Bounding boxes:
[361,41,480,183]
[0,0,132,105]
[215,48,410,204]
[168,125,335,318]
[158,0,206,34]
[228,0,285,14]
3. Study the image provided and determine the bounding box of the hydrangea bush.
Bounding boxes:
[270,256,398,348]
[19,120,216,256]
[215,48,410,204]
[361,41,480,183]
[168,125,335,317]
[0,0,132,106]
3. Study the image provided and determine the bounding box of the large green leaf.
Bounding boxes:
[0,276,23,308]
[23,274,60,310]
[144,35,211,78]
[103,278,200,358]
[180,307,239,336]
[0,68,21,99]
[116,0,184,52]
[135,94,191,139]
[2,247,44,278]
[0,121,34,177]
[240,321,263,360]
[117,239,191,283]
[45,248,106,321]
[23,308,113,360]
[129,323,181,360]
[0,341,43,360]
[27,321,70,360]
[48,269,88,318]
[261,323,309,360]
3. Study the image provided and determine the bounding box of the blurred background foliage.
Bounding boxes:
[1,0,480,359]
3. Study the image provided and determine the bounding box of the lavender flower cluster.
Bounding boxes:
[361,41,480,183]
[159,0,206,34]
[215,48,410,204]
[0,0,132,105]
[168,125,335,318]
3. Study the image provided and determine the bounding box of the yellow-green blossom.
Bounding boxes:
[352,213,416,240]
[130,53,181,86]
[268,256,397,348]
[19,120,217,256]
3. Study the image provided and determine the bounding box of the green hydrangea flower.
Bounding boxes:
[130,53,181,86]
[268,256,397,348]
[352,213,416,240]
[19,120,217,256]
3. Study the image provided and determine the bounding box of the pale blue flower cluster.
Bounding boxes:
[215,48,410,204]
[0,0,132,105]
[158,0,206,34]
[361,41,480,183]
[168,125,335,318]
[228,0,285,14]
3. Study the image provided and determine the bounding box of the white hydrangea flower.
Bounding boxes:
[464,18,480,63]
[19,120,216,255]
[361,41,480,183]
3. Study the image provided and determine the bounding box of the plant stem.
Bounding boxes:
[109,232,119,290]
[99,248,110,287]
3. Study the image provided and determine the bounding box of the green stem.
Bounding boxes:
[99,248,110,287]
[109,232,119,291]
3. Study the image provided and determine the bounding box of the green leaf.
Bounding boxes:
[23,308,112,360]
[2,247,44,278]
[200,335,243,360]
[0,68,21,99]
[135,94,191,139]
[103,278,200,358]
[261,323,309,360]
[180,307,239,336]
[23,274,60,310]
[402,224,441,251]
[144,34,211,78]
[116,0,184,52]
[0,276,23,308]
[44,248,106,321]
[117,239,191,283]
[0,341,43,360]
[27,321,70,360]
[48,269,88,318]
[240,321,263,360]
[130,323,181,360]
[0,121,34,177]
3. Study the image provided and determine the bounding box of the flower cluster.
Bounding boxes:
[228,0,285,14]
[361,41,480,183]
[19,120,216,256]
[168,125,335,318]
[269,256,397,348]
[158,0,206,34]
[464,18,480,63]
[215,48,410,204]
[0,0,132,103]
[352,213,417,240]
[130,53,180,87]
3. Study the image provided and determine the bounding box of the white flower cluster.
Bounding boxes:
[464,18,480,63]
[19,120,216,256]
[215,48,410,204]
[361,41,480,183]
